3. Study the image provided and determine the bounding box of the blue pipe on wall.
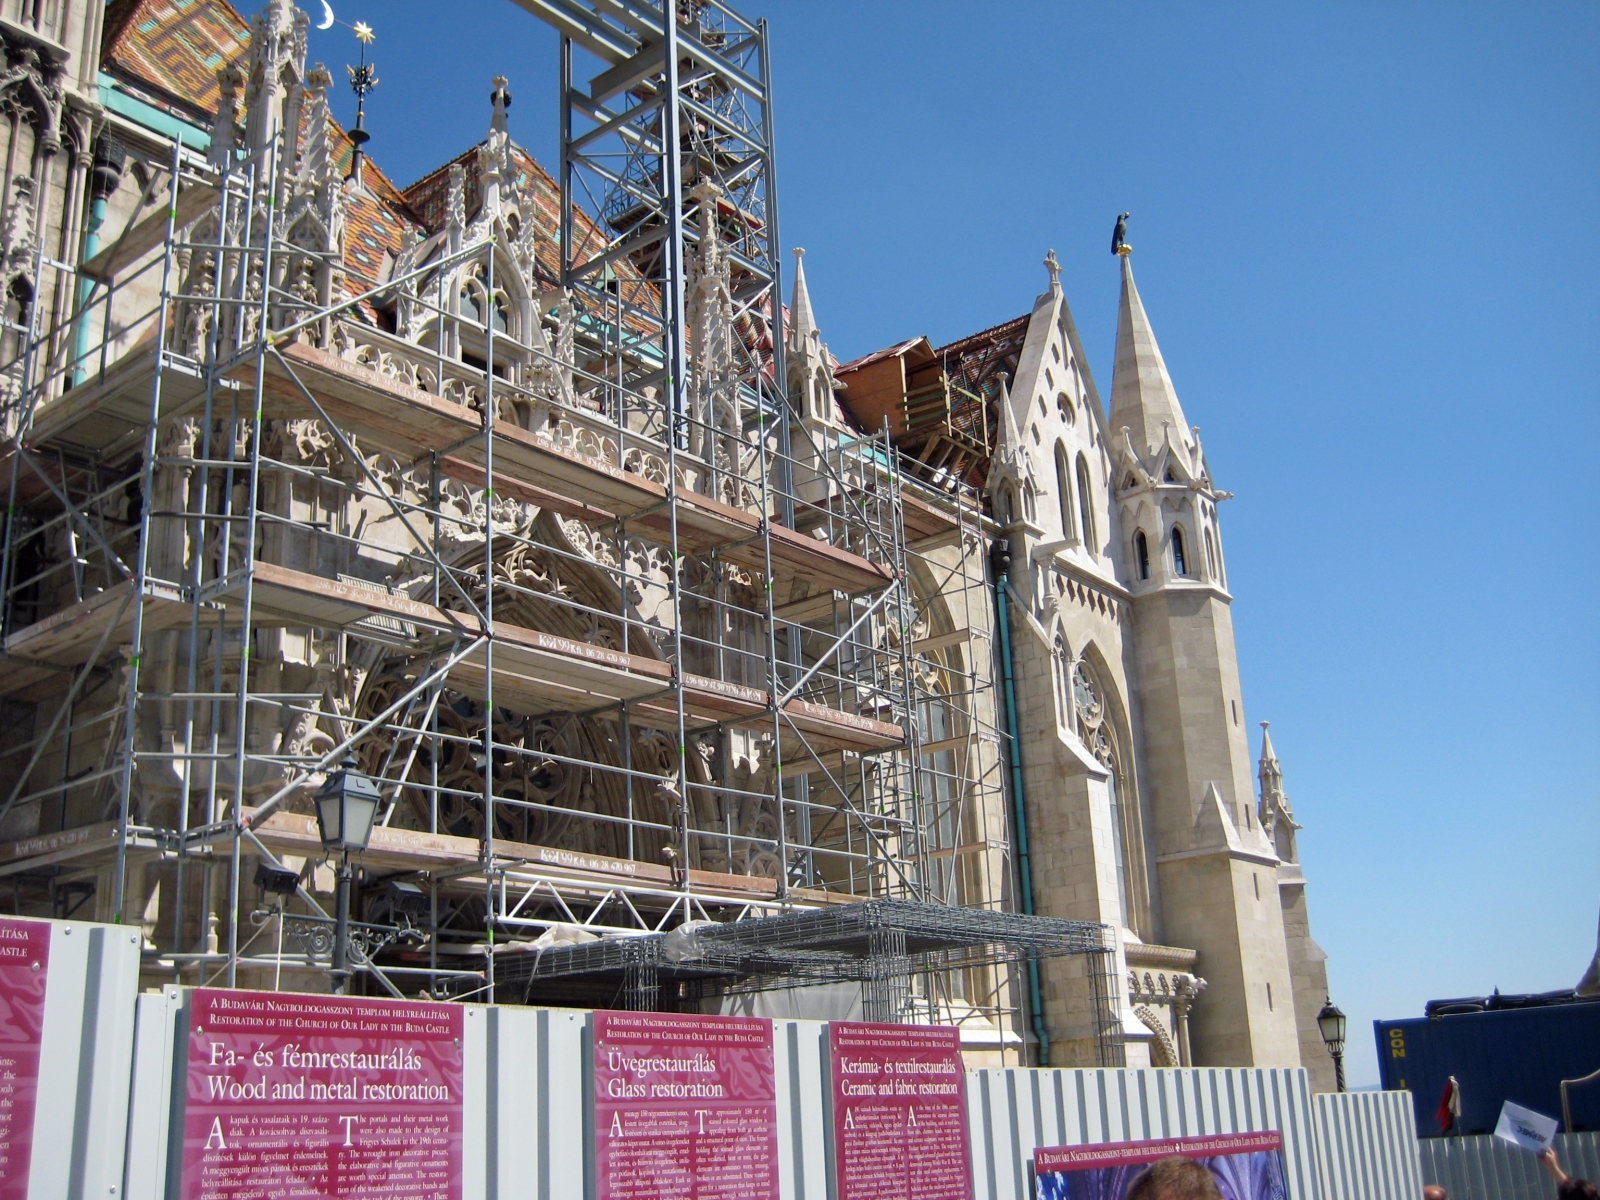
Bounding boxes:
[992,539,1051,1066]
[70,195,109,388]
[72,138,126,388]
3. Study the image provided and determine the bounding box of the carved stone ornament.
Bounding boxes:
[0,33,66,156]
[1072,662,1103,728]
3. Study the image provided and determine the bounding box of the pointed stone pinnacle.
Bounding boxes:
[1110,253,1191,461]
[788,247,817,348]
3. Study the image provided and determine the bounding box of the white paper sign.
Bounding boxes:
[1493,1100,1558,1154]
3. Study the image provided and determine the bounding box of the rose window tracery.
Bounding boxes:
[1072,662,1104,735]
[1069,655,1140,932]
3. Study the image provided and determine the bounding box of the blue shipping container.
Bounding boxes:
[1376,1004,1600,1137]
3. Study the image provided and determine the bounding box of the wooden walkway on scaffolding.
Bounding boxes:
[0,561,902,753]
[0,809,862,911]
[13,339,897,597]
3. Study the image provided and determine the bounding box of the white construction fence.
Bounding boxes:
[0,915,1442,1200]
[1419,1130,1600,1200]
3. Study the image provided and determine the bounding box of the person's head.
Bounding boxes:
[1124,1157,1222,1200]
[1558,1180,1600,1200]
[1423,1186,1450,1200]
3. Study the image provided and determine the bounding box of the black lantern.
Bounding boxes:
[314,755,380,994]
[314,755,381,853]
[1317,997,1347,1092]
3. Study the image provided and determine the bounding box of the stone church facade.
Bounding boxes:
[0,0,1332,1088]
[826,250,1333,1082]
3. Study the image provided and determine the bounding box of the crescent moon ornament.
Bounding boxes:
[317,1,334,29]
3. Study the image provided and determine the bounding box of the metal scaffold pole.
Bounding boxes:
[114,141,186,926]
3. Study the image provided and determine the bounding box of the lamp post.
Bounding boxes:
[314,755,380,994]
[1317,997,1348,1093]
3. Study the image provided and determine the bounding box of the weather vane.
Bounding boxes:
[311,6,379,184]
[343,16,377,186]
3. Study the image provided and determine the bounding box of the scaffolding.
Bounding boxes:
[0,0,1118,1062]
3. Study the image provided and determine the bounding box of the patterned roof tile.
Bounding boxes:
[102,0,250,120]
[101,1,648,322]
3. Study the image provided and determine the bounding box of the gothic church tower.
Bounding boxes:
[1109,253,1301,1067]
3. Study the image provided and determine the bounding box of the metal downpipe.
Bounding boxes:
[71,137,126,387]
[991,538,1050,1066]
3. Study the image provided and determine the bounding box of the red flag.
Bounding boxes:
[1436,1076,1461,1133]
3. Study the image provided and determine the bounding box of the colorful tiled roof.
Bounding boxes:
[99,0,653,325]
[403,141,657,313]
[102,0,421,297]
[330,126,422,292]
[404,144,573,273]
[102,0,249,120]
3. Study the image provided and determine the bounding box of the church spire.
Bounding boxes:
[788,246,818,352]
[994,376,1023,468]
[786,248,840,427]
[1258,720,1281,790]
[986,377,1035,528]
[1257,721,1299,864]
[1109,253,1193,461]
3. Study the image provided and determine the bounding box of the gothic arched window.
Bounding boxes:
[1054,442,1075,540]
[1204,527,1217,579]
[1075,453,1096,551]
[917,683,964,915]
[1134,530,1151,580]
[461,262,510,334]
[1072,657,1136,932]
[1172,526,1188,576]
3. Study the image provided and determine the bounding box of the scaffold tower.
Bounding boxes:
[0,0,1121,1063]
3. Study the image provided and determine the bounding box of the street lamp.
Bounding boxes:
[314,754,380,994]
[1317,997,1348,1093]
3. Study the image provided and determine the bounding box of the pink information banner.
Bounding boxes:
[830,1022,972,1200]
[0,918,48,1200]
[181,988,464,1200]
[593,1010,778,1200]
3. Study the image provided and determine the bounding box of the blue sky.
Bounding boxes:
[308,1,1600,1087]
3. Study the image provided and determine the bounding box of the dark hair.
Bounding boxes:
[1124,1156,1223,1200]
[1558,1179,1600,1200]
